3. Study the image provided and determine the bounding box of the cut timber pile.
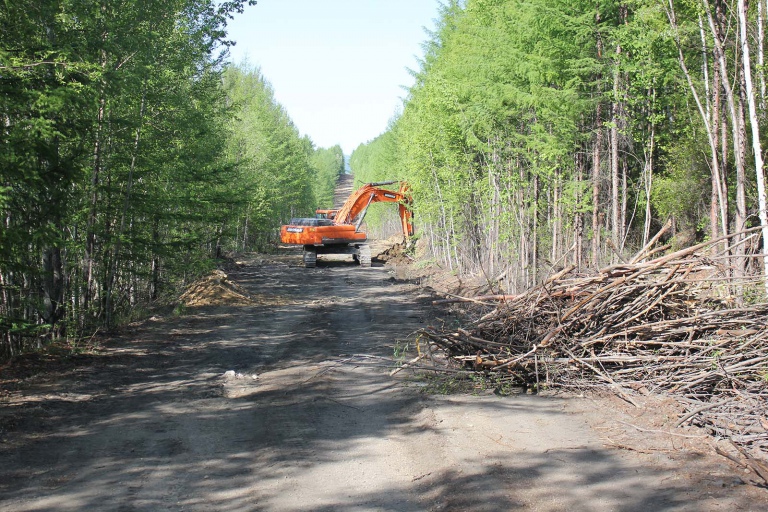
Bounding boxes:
[419,231,768,463]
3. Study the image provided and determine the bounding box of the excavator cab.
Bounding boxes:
[315,209,337,221]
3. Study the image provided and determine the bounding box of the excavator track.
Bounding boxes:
[303,247,317,268]
[357,244,371,267]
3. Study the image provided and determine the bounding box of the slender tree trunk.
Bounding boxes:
[611,64,621,256]
[0,270,11,356]
[593,7,604,269]
[712,58,723,243]
[576,146,584,270]
[720,83,730,236]
[592,103,602,268]
[667,1,728,237]
[243,215,249,250]
[612,7,630,256]
[759,0,766,112]
[738,0,768,294]
[736,66,749,278]
[150,216,160,302]
[85,88,106,317]
[429,154,451,271]
[42,245,65,336]
[105,88,146,329]
[85,15,109,320]
[705,0,747,275]
[552,172,560,263]
[532,172,539,284]
[490,146,501,277]
[699,12,724,245]
[643,119,655,247]
[621,158,627,252]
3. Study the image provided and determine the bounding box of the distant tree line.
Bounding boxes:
[351,0,768,295]
[222,66,343,250]
[0,1,342,358]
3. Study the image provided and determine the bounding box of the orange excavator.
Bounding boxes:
[280,180,413,268]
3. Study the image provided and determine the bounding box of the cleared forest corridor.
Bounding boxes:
[5,1,768,508]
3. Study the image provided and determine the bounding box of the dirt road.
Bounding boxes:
[1,252,765,511]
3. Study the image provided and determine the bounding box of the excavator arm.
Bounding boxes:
[333,181,413,236]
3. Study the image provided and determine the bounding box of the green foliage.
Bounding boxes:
[414,374,479,395]
[353,0,723,287]
[0,0,325,359]
[221,64,315,251]
[355,0,604,275]
[349,128,407,236]
[0,0,338,359]
[311,145,345,208]
[653,136,710,231]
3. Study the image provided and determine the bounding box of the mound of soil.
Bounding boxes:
[179,270,254,306]
[371,235,413,264]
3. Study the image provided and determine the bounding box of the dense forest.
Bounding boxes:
[0,1,344,358]
[351,0,768,295]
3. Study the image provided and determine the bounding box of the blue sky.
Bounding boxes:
[224,0,441,155]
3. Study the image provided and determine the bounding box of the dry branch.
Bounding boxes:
[414,232,768,460]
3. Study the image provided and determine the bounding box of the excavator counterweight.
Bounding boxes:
[280,180,413,268]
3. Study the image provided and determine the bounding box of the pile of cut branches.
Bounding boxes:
[417,230,768,460]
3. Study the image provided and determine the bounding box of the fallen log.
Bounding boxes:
[433,293,522,305]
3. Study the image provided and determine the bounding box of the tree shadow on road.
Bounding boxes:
[0,261,760,511]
